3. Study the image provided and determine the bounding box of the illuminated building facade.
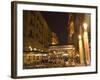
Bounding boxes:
[23,11,52,51]
[23,11,51,67]
[51,32,59,45]
[23,11,91,68]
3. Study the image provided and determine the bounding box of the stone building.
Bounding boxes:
[23,11,52,68]
[23,11,52,52]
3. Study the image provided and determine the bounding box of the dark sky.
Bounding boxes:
[41,11,69,45]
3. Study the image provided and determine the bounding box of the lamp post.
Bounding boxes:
[83,23,90,65]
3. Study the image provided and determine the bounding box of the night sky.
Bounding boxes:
[41,11,69,45]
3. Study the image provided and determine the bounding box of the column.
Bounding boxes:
[83,23,90,65]
[78,35,84,65]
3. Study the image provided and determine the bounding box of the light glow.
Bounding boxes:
[78,35,82,40]
[29,46,32,51]
[33,48,37,51]
[83,23,88,30]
